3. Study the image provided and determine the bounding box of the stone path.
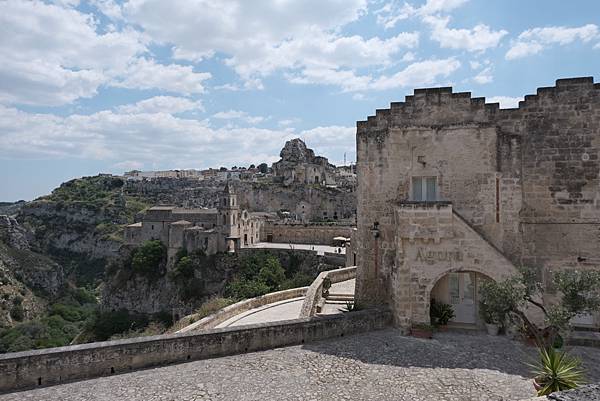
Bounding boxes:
[250,242,345,255]
[5,330,600,401]
[216,298,304,328]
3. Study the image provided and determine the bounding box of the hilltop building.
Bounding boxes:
[272,138,337,186]
[124,183,266,259]
[353,77,600,329]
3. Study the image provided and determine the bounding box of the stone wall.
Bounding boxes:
[0,308,391,393]
[300,266,357,317]
[177,287,308,332]
[355,77,600,326]
[262,223,353,245]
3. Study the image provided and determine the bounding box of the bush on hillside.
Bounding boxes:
[131,240,166,276]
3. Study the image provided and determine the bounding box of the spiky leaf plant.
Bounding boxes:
[529,347,586,396]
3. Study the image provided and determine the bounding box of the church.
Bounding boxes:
[124,183,265,260]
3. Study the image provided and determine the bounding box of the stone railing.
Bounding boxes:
[177,287,308,333]
[0,308,392,393]
[299,266,357,318]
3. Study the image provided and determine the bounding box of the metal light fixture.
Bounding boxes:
[371,221,380,238]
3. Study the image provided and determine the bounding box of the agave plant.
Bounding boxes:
[529,347,586,396]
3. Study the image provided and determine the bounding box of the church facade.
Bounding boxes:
[124,183,265,260]
[354,77,600,329]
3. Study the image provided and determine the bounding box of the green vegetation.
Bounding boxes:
[530,347,586,396]
[225,252,287,300]
[0,287,98,353]
[429,299,455,326]
[9,296,25,322]
[131,240,167,276]
[195,297,235,319]
[479,267,600,346]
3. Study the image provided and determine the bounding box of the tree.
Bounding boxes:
[219,167,227,171]
[480,267,600,347]
[249,164,256,169]
[257,163,269,174]
[131,240,166,276]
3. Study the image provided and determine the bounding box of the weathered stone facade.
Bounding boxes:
[355,77,600,328]
[124,184,265,259]
[273,138,336,186]
[261,223,353,245]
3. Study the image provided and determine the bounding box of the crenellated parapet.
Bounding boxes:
[357,76,599,136]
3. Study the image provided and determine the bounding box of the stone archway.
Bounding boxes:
[429,270,494,326]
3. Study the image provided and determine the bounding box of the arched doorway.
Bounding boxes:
[430,271,493,326]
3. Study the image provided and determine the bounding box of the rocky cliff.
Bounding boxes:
[0,217,65,328]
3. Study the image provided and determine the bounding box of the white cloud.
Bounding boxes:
[213,110,265,125]
[299,126,356,164]
[470,60,481,69]
[289,58,460,92]
[402,52,417,62]
[424,15,508,52]
[473,67,493,84]
[0,0,146,106]
[375,0,469,29]
[486,96,522,109]
[417,0,470,15]
[0,0,216,106]
[0,105,353,171]
[506,24,599,60]
[113,58,211,94]
[287,68,373,92]
[371,58,461,90]
[123,0,424,90]
[278,118,301,127]
[117,96,204,114]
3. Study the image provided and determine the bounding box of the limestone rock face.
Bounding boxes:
[0,215,29,250]
[0,241,64,298]
[272,138,337,186]
[278,138,316,164]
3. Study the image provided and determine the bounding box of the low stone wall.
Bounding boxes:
[177,287,308,333]
[0,308,392,393]
[263,223,353,245]
[324,252,346,266]
[300,266,357,318]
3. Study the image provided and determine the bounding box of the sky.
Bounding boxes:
[1,0,599,201]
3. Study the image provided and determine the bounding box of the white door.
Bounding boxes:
[449,272,476,324]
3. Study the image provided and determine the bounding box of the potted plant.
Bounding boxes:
[479,302,501,335]
[411,323,434,339]
[430,299,455,330]
[529,347,585,396]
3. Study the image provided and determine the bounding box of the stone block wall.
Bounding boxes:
[355,77,600,326]
[262,223,353,245]
[0,308,391,393]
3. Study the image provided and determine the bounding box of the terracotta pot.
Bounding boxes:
[411,328,433,339]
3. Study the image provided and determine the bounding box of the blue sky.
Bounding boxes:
[1,0,599,201]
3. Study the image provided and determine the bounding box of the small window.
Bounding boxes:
[412,177,437,201]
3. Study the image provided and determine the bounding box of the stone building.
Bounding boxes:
[272,138,336,186]
[354,77,600,329]
[124,183,264,259]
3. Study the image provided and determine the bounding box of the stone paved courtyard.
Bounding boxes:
[3,329,600,401]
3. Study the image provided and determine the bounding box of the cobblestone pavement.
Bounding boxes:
[3,330,600,401]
